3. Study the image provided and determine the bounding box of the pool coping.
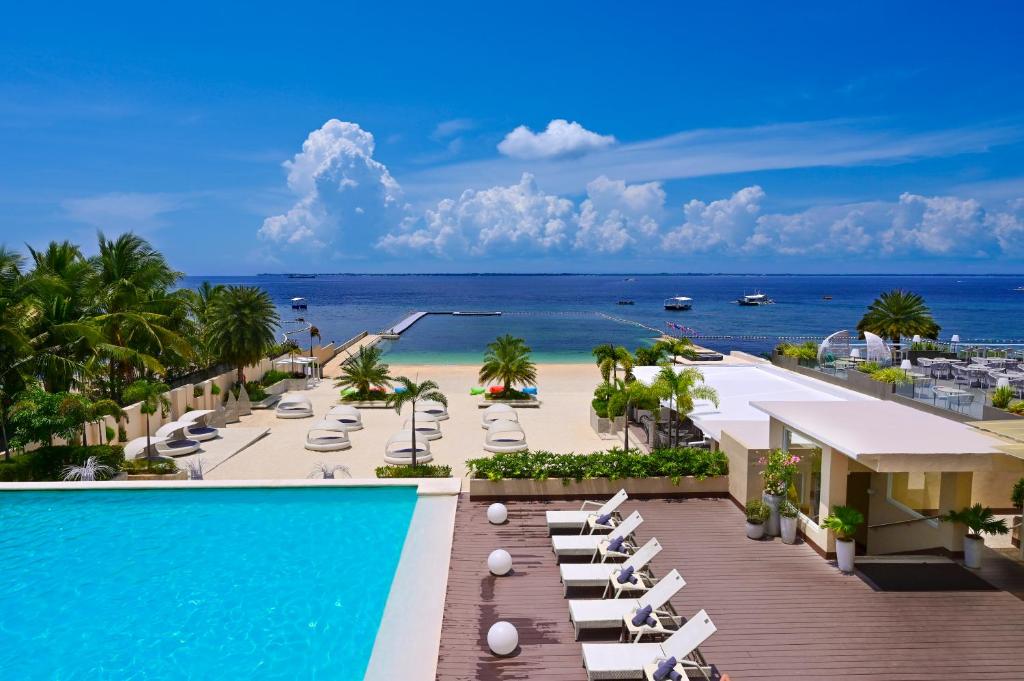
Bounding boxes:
[0,477,462,679]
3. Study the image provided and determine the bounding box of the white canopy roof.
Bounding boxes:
[632,364,872,448]
[123,436,169,459]
[275,357,314,365]
[155,421,193,438]
[278,393,312,406]
[179,409,213,423]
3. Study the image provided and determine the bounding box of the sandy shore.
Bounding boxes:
[205,362,620,480]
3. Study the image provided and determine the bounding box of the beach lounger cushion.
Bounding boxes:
[581,610,716,680]
[632,605,654,627]
[653,657,681,681]
[595,512,613,526]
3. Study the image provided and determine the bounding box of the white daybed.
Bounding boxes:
[305,420,352,451]
[123,436,170,460]
[276,393,313,419]
[546,489,628,533]
[326,404,363,431]
[153,421,202,457]
[404,413,442,441]
[551,511,643,560]
[415,399,449,421]
[481,403,516,428]
[558,537,662,596]
[384,430,433,465]
[483,420,527,453]
[568,569,686,640]
[179,409,219,441]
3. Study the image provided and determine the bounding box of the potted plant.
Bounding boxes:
[822,505,864,573]
[779,499,799,544]
[745,498,770,540]
[941,503,1008,569]
[759,449,801,536]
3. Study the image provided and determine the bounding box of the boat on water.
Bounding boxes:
[736,292,773,306]
[287,273,316,279]
[290,297,308,310]
[1015,286,1024,292]
[664,296,693,311]
[823,295,833,301]
[617,300,635,305]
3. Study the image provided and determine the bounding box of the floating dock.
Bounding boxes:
[380,311,502,338]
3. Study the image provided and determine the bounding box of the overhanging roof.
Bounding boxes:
[751,400,1023,472]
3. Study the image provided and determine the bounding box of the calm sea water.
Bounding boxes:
[184,274,1024,362]
[0,486,416,680]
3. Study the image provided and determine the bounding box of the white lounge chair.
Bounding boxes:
[546,489,628,534]
[123,436,170,460]
[558,538,663,596]
[481,403,516,428]
[568,570,685,640]
[305,420,352,451]
[415,399,449,421]
[552,511,643,561]
[153,422,202,457]
[179,409,219,441]
[404,413,442,441]
[384,430,433,465]
[276,393,313,419]
[326,404,363,431]
[582,609,717,681]
[484,420,528,453]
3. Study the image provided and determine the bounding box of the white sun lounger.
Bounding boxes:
[546,489,628,534]
[568,570,685,640]
[559,538,663,596]
[581,609,717,681]
[551,511,643,561]
[415,399,449,421]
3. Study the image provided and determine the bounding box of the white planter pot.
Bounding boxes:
[780,515,798,544]
[745,521,765,540]
[835,539,856,573]
[962,534,984,569]
[762,493,783,536]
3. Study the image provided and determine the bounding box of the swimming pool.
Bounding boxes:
[0,486,418,679]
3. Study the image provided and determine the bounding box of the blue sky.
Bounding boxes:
[1,2,1023,274]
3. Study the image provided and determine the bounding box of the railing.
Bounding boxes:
[868,515,941,530]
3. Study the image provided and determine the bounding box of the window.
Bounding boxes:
[887,472,941,520]
[783,428,822,524]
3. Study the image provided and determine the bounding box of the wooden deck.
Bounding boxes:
[435,496,1024,681]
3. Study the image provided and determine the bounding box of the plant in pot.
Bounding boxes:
[745,498,770,540]
[992,385,1014,411]
[941,503,1008,569]
[822,505,864,573]
[759,448,801,536]
[779,499,799,544]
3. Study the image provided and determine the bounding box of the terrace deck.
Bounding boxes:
[435,496,1024,680]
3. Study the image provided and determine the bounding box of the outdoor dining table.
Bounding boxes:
[931,386,971,409]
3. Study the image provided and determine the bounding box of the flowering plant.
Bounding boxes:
[759,448,800,496]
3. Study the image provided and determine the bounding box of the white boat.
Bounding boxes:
[737,292,773,306]
[1015,286,1024,292]
[290,297,307,310]
[664,296,693,310]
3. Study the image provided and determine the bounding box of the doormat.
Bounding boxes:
[856,562,997,592]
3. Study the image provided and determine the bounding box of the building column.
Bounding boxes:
[936,471,973,554]
[818,447,850,554]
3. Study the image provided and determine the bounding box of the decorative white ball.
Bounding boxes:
[487,621,519,656]
[488,549,513,575]
[487,503,508,525]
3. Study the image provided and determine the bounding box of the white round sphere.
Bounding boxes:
[487,503,508,525]
[488,549,513,575]
[487,621,519,656]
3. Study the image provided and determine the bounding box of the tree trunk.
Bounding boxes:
[410,406,417,468]
[82,422,88,447]
[623,398,630,452]
[0,401,8,461]
[145,413,152,462]
[237,364,244,384]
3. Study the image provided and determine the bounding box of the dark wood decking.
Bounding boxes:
[435,496,1024,681]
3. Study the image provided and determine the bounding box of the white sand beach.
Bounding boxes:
[203,362,618,480]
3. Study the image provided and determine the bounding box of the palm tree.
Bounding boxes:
[942,503,1009,539]
[654,366,719,447]
[592,344,633,383]
[857,289,941,346]
[81,398,126,446]
[123,378,170,461]
[309,325,320,362]
[656,337,694,364]
[0,246,31,457]
[617,379,662,452]
[479,334,537,394]
[633,343,668,366]
[335,346,392,396]
[386,376,447,467]
[206,285,280,383]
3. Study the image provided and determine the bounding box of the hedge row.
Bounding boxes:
[466,447,728,483]
[375,464,453,478]
[0,445,125,482]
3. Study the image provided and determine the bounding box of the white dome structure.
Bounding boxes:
[305,420,352,452]
[484,420,528,453]
[482,403,517,429]
[384,430,433,465]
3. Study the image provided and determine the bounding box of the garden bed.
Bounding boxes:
[477,399,540,408]
[469,475,727,499]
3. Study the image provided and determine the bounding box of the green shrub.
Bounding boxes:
[193,386,204,398]
[992,386,1015,410]
[122,458,179,475]
[210,384,221,396]
[779,341,818,363]
[0,445,124,482]
[1012,478,1024,509]
[856,361,882,374]
[745,499,770,523]
[375,464,453,478]
[104,425,116,442]
[869,367,910,384]
[340,388,388,402]
[910,341,942,351]
[591,399,610,418]
[466,447,728,484]
[483,387,534,401]
[231,381,268,402]
[260,369,293,386]
[1008,401,1024,416]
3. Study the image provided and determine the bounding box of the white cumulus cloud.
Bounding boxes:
[575,176,665,253]
[378,173,575,257]
[258,119,403,251]
[661,186,765,253]
[497,119,616,160]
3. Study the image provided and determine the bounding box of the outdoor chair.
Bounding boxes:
[559,538,662,596]
[568,570,685,640]
[545,489,628,534]
[551,511,643,561]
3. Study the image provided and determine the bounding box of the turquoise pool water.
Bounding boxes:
[0,486,417,679]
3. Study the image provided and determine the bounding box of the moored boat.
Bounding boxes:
[664,296,693,310]
[737,292,773,306]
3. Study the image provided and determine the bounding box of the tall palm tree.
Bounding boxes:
[633,343,668,366]
[654,366,719,447]
[206,285,280,383]
[618,379,663,452]
[592,344,632,383]
[0,247,32,456]
[386,376,447,467]
[309,325,320,361]
[857,289,941,345]
[655,337,694,364]
[334,346,392,396]
[122,378,170,461]
[82,398,126,446]
[478,334,537,394]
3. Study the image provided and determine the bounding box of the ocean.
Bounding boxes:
[183,274,1024,363]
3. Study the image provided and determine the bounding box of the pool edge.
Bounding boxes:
[0,477,462,495]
